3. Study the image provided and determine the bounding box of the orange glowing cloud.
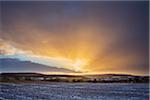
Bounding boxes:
[0,1,148,75]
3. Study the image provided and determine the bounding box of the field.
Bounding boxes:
[0,83,149,100]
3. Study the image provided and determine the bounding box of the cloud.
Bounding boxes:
[0,39,17,55]
[0,39,80,71]
[0,1,149,75]
[0,39,32,56]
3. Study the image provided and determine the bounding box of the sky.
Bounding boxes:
[0,1,149,75]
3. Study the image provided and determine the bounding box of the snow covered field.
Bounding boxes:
[0,83,149,100]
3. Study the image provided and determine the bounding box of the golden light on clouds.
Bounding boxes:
[0,1,148,75]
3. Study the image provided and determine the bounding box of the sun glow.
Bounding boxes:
[71,59,87,72]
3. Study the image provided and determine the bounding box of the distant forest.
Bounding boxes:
[0,73,149,83]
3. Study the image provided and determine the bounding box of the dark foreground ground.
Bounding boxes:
[0,83,149,100]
